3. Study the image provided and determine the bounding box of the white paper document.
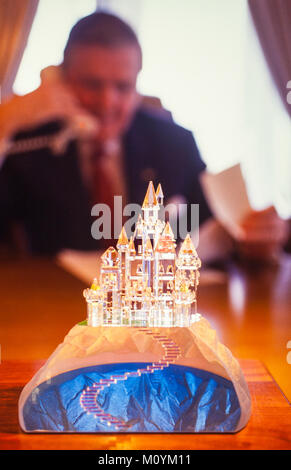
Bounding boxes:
[200,164,252,238]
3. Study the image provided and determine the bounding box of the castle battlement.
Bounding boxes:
[84,181,201,327]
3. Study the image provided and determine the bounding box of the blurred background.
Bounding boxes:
[2,0,291,219]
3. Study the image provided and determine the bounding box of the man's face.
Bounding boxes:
[63,44,141,141]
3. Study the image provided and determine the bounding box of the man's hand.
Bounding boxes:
[236,206,288,262]
[0,65,98,140]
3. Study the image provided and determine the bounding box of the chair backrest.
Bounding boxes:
[140,94,173,121]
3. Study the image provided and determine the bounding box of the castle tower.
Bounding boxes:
[153,183,165,248]
[155,183,164,206]
[133,213,144,256]
[154,222,176,293]
[83,278,103,327]
[116,226,129,295]
[153,221,176,325]
[128,236,136,257]
[127,236,139,281]
[142,181,159,233]
[143,235,154,288]
[100,247,121,325]
[175,234,201,325]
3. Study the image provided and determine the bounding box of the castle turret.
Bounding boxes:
[175,234,201,324]
[143,236,153,288]
[83,278,103,326]
[154,222,176,291]
[142,181,159,232]
[153,222,177,325]
[128,236,136,257]
[100,247,121,325]
[155,183,164,206]
[116,226,129,294]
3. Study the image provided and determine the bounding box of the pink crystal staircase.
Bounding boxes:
[80,329,181,430]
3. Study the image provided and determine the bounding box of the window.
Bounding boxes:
[13,0,96,95]
[102,0,291,217]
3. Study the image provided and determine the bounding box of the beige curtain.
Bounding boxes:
[0,0,39,101]
[248,0,291,118]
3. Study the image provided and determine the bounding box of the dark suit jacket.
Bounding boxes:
[0,108,212,255]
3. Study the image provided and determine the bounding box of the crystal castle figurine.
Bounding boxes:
[84,181,201,327]
[19,183,252,433]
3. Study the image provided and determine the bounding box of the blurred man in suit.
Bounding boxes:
[0,12,287,260]
[0,12,212,255]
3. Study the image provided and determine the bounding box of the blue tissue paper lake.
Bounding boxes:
[23,363,241,433]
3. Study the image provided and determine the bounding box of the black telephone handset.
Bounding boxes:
[5,66,98,158]
[8,114,97,157]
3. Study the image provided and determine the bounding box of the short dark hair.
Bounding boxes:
[63,11,142,66]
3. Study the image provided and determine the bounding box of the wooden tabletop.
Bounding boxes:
[0,256,290,449]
